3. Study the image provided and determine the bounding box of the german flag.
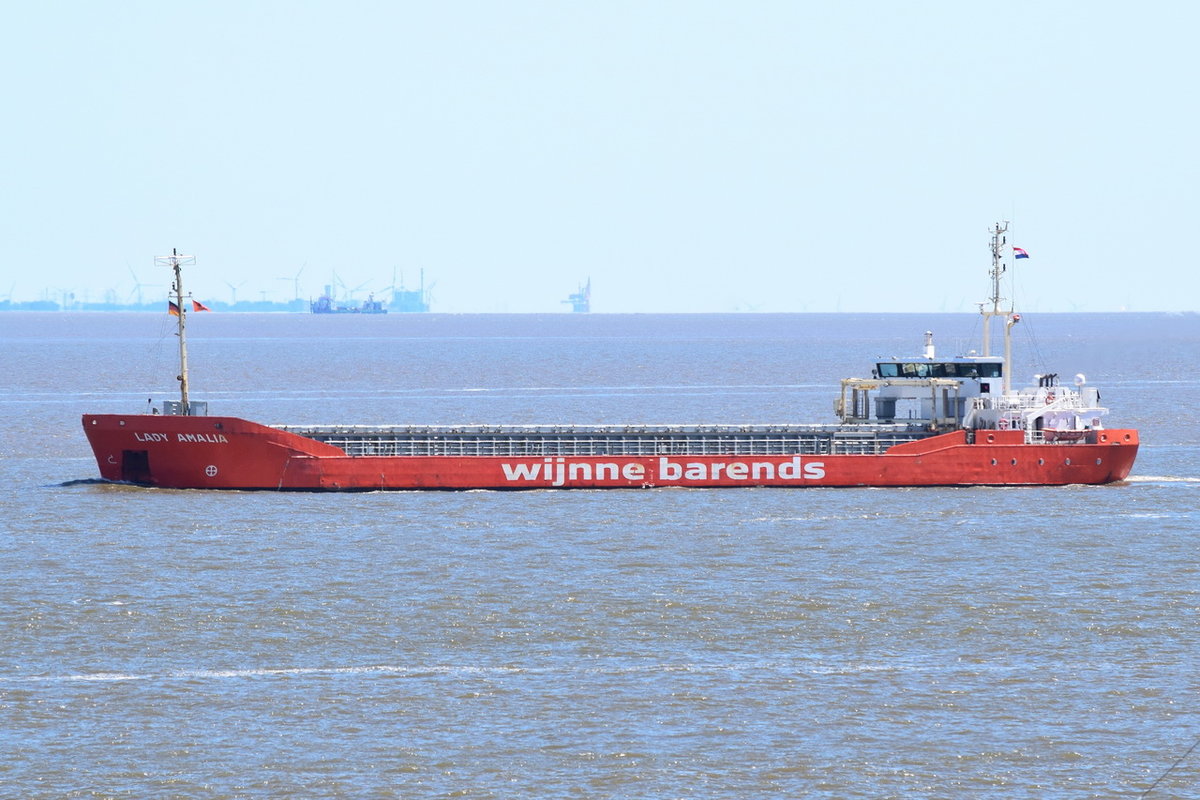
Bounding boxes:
[168,301,180,316]
[192,299,211,312]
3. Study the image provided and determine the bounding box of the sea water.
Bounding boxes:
[1,310,1199,798]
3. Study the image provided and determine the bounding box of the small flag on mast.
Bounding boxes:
[168,300,180,316]
[1013,247,1030,259]
[192,299,211,312]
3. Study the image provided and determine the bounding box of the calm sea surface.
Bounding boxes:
[2,311,1199,799]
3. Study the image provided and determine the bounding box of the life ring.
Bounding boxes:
[1045,392,1055,404]
[998,418,1010,430]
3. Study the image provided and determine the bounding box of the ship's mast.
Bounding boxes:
[156,248,197,414]
[979,222,1017,393]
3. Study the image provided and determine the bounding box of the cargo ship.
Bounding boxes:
[82,230,1138,490]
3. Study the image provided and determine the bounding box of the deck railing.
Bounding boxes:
[273,423,932,458]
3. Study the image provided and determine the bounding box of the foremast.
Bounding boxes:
[979,222,1020,394]
[156,249,197,415]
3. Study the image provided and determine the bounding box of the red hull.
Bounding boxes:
[82,414,1139,490]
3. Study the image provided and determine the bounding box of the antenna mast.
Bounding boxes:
[156,248,197,414]
[979,222,1022,393]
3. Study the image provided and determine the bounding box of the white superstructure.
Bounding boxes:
[835,224,1111,442]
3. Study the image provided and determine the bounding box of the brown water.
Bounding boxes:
[2,311,1198,798]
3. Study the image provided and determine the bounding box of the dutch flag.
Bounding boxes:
[1013,247,1030,259]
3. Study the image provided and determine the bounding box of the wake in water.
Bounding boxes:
[1,665,528,684]
[1125,475,1200,484]
[2,656,1007,687]
[57,478,148,489]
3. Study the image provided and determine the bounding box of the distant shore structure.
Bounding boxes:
[564,278,591,313]
[390,269,431,313]
[309,268,432,314]
[310,287,388,314]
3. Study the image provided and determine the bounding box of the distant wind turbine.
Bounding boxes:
[226,280,247,304]
[277,264,305,302]
[127,265,160,306]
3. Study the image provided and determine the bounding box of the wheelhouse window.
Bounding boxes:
[876,362,1002,379]
[877,363,901,378]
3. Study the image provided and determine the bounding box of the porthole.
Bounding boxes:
[1011,458,1018,466]
[1065,458,1072,466]
[1096,458,1102,465]
[991,458,998,466]
[1038,458,1045,466]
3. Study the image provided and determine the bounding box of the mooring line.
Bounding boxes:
[1140,731,1200,798]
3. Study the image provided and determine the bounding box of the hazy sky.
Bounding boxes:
[2,1,1195,312]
